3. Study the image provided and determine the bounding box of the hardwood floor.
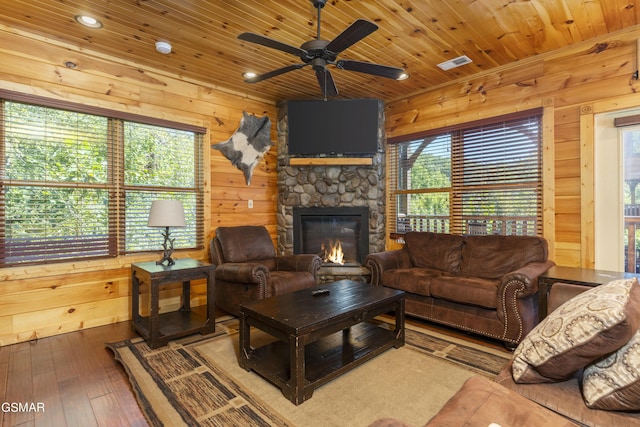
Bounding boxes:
[0,322,146,427]
[0,316,510,427]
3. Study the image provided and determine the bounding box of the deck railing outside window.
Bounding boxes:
[395,215,537,237]
[625,204,640,273]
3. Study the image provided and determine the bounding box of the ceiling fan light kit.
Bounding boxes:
[237,0,405,97]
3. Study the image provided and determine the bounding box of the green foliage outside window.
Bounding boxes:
[124,122,195,187]
[1,100,203,265]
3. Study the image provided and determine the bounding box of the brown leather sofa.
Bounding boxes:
[493,281,640,426]
[371,281,640,427]
[426,375,580,426]
[210,225,321,315]
[371,375,580,426]
[365,232,554,346]
[430,281,640,426]
[424,368,640,427]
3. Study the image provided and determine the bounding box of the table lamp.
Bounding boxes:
[147,200,186,266]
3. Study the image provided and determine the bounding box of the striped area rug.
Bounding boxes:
[108,317,510,427]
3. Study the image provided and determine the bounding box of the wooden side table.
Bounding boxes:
[131,258,215,348]
[538,266,639,321]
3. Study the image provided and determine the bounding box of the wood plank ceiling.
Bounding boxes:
[1,0,638,103]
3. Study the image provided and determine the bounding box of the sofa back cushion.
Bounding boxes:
[404,232,464,274]
[216,225,276,263]
[460,235,548,279]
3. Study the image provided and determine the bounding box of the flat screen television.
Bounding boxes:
[287,99,381,155]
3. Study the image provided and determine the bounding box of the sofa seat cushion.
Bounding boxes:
[512,278,640,383]
[269,271,316,296]
[460,235,548,279]
[382,268,447,296]
[430,276,499,309]
[404,232,464,274]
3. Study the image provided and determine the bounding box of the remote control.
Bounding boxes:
[311,288,330,296]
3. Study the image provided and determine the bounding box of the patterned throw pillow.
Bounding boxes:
[582,327,640,410]
[512,278,640,383]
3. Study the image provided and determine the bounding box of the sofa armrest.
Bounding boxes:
[425,376,579,427]
[214,262,269,284]
[498,260,555,344]
[365,249,411,286]
[276,254,322,278]
[501,260,556,297]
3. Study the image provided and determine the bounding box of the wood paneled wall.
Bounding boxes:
[0,28,276,346]
[385,26,640,268]
[2,23,640,345]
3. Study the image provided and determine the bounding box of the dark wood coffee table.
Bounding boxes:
[238,280,405,405]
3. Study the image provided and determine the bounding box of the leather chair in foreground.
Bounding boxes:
[210,225,321,316]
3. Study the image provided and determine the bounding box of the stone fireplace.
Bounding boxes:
[275,101,386,283]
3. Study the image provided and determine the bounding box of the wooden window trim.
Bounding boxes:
[0,89,206,134]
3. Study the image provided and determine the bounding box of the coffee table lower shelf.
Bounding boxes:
[241,321,401,404]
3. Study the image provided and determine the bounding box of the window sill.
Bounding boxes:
[1,249,207,280]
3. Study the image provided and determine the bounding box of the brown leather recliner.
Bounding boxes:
[210,225,321,316]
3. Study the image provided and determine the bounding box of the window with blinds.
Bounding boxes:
[0,92,205,266]
[388,109,542,237]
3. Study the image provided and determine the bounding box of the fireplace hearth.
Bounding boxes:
[293,207,369,265]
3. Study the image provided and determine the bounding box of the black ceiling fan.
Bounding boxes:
[237,0,404,97]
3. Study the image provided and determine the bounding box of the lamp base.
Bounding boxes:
[156,256,175,266]
[156,227,176,266]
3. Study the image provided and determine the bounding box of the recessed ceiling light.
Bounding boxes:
[74,15,103,29]
[397,72,410,81]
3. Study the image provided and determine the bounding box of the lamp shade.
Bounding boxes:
[147,200,186,227]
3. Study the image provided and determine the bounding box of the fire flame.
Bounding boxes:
[321,239,344,265]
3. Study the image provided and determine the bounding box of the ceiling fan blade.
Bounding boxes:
[315,69,338,97]
[336,60,404,79]
[325,19,378,54]
[238,32,307,57]
[245,64,307,83]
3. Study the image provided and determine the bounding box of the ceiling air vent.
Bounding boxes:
[437,55,473,71]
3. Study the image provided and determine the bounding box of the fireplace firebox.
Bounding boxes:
[293,207,369,265]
